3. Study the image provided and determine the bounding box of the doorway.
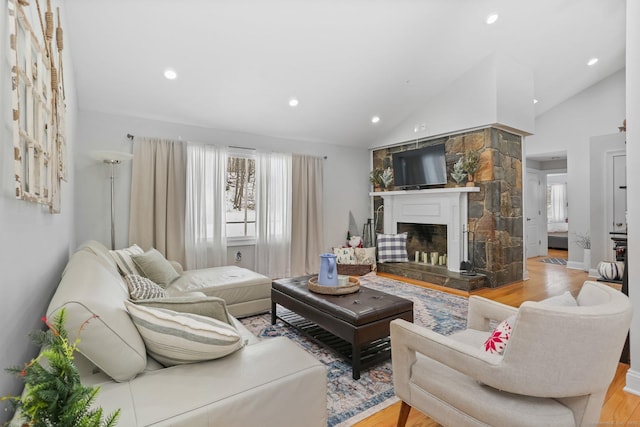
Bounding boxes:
[525,153,568,260]
[546,173,569,252]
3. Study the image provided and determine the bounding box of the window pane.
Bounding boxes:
[226,156,256,237]
[246,222,256,237]
[226,223,246,238]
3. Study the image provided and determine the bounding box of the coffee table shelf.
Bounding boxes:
[276,309,392,374]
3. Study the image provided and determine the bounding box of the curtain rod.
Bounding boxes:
[126,133,183,141]
[128,134,327,159]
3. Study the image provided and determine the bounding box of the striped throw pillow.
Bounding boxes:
[125,274,167,300]
[124,301,244,366]
[377,233,409,263]
[109,244,144,276]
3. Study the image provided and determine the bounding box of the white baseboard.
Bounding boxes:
[625,369,640,396]
[565,263,599,278]
[566,261,584,271]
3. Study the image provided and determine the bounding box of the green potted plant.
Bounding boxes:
[369,168,383,191]
[3,309,120,427]
[461,151,481,186]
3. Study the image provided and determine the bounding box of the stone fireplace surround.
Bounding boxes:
[372,128,525,288]
[371,187,479,273]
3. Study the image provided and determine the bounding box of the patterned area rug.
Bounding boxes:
[240,273,468,426]
[540,257,568,265]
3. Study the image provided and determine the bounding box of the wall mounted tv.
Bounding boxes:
[392,144,447,188]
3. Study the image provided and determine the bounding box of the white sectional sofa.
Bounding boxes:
[11,241,327,426]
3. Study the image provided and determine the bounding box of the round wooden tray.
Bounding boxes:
[308,276,360,295]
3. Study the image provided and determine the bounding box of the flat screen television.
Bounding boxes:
[392,144,447,188]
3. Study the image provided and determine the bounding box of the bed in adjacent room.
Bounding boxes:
[548,221,568,249]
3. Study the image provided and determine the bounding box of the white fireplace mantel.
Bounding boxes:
[370,187,480,272]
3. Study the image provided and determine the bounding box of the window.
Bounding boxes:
[225,154,256,238]
[547,182,567,223]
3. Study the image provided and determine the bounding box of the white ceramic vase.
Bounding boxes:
[583,248,591,273]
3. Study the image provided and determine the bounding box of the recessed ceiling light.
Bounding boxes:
[533,99,539,104]
[587,57,599,66]
[371,116,381,124]
[486,13,499,25]
[288,98,299,107]
[164,69,178,80]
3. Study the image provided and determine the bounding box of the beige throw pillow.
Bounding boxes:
[133,296,233,326]
[109,244,144,276]
[131,248,180,287]
[354,247,377,265]
[124,301,244,366]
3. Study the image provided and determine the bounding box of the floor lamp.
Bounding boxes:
[92,151,134,249]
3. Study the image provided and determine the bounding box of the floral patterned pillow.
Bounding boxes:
[484,315,516,354]
[354,247,376,266]
[333,247,356,264]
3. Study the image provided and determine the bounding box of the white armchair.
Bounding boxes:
[390,281,632,427]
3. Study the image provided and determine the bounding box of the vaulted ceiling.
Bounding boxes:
[63,0,626,148]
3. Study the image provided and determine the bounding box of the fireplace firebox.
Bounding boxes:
[397,222,447,262]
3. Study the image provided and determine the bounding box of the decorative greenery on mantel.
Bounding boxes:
[461,151,481,182]
[370,167,393,190]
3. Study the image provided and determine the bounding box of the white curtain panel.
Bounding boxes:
[129,137,186,266]
[185,143,228,269]
[255,152,292,278]
[549,183,567,223]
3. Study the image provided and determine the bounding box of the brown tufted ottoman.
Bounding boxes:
[271,276,414,379]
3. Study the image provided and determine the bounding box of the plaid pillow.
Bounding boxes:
[377,233,409,263]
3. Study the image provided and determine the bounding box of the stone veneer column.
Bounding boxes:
[461,128,523,287]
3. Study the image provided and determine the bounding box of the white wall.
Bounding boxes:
[625,0,640,396]
[74,110,371,269]
[0,2,77,423]
[371,53,534,148]
[525,69,626,265]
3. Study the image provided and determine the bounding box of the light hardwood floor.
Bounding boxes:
[354,250,640,427]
